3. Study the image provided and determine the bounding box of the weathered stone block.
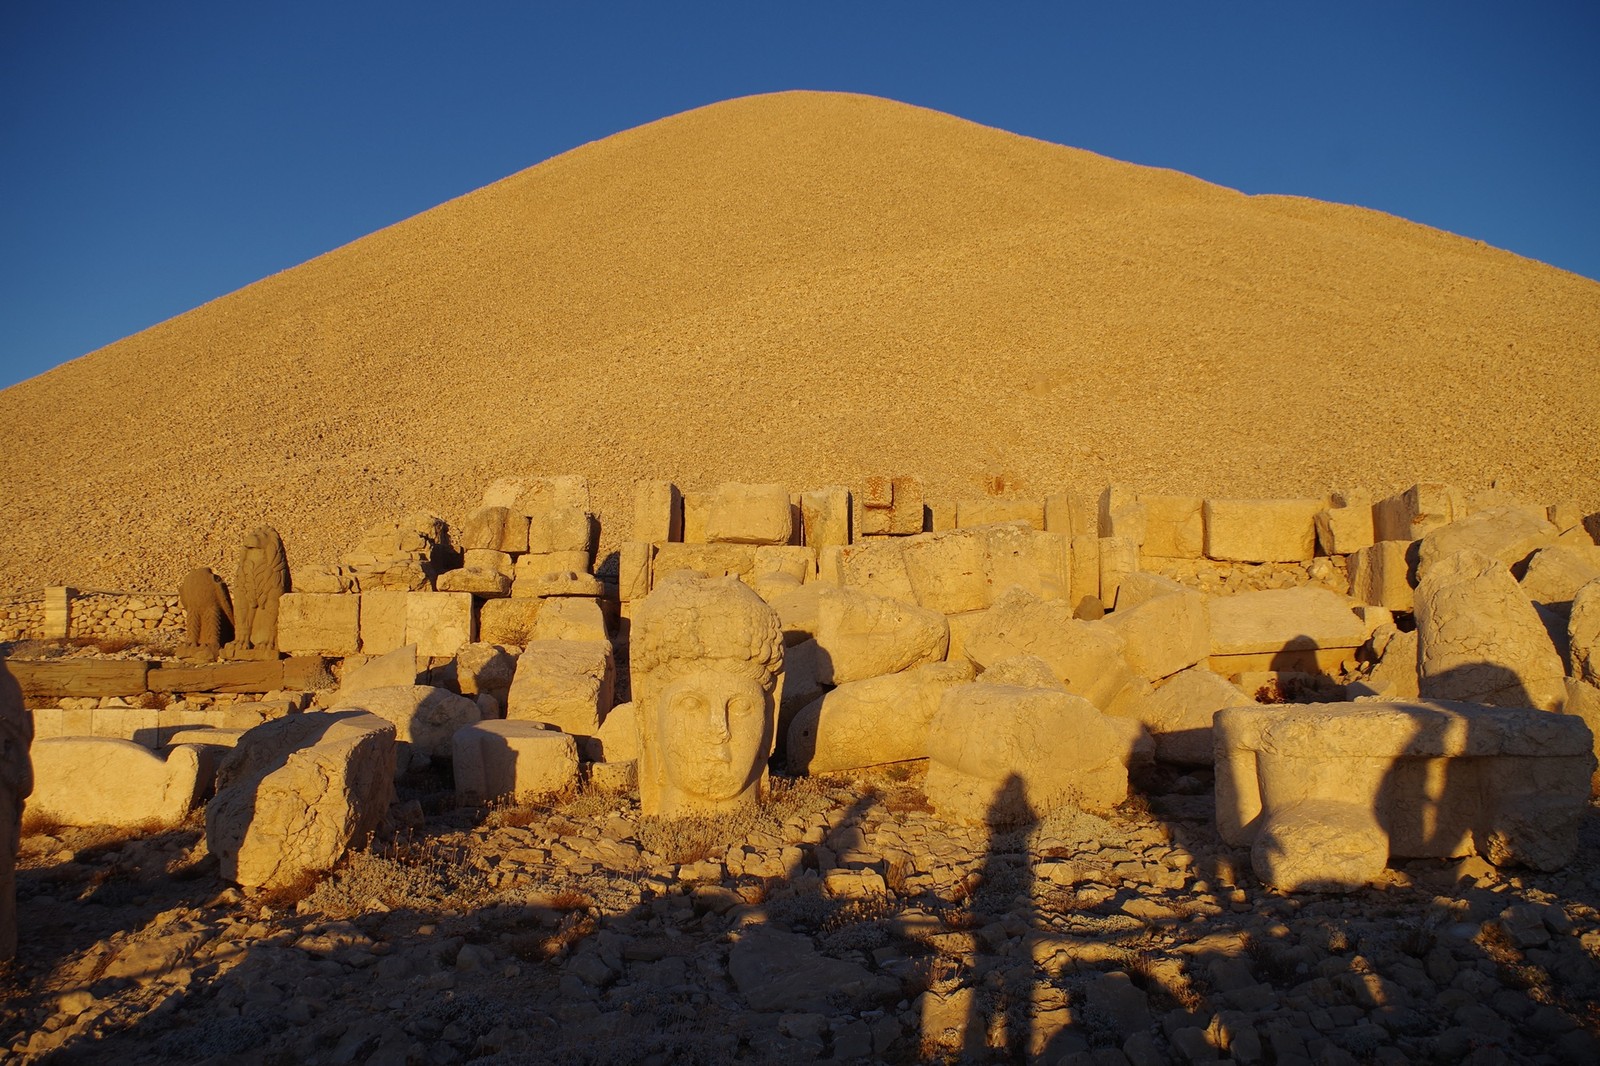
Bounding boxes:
[788,660,975,774]
[30,737,204,828]
[634,480,683,544]
[814,586,948,685]
[956,498,1045,530]
[1103,574,1209,681]
[836,538,915,602]
[528,507,598,559]
[460,506,529,554]
[405,591,475,658]
[902,529,988,614]
[619,541,654,602]
[652,542,757,582]
[339,645,420,693]
[1203,498,1324,563]
[1348,540,1417,611]
[330,685,481,761]
[1520,546,1600,607]
[595,700,639,762]
[505,640,615,753]
[1141,495,1205,560]
[1418,507,1559,573]
[532,597,608,643]
[1098,535,1140,609]
[706,483,793,545]
[478,597,540,646]
[1216,701,1595,892]
[207,711,396,892]
[800,487,850,548]
[436,567,512,597]
[1118,666,1252,766]
[1314,504,1376,556]
[961,589,1139,714]
[1206,586,1370,674]
[926,683,1138,822]
[277,594,361,656]
[1373,482,1467,542]
[1415,550,1566,711]
[452,720,578,804]
[358,589,410,655]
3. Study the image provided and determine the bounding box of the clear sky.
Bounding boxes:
[3,1,1596,390]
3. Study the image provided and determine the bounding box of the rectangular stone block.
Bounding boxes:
[619,541,654,602]
[837,539,916,602]
[888,476,926,534]
[801,487,851,548]
[652,542,758,582]
[7,659,148,700]
[1203,498,1325,563]
[1098,485,1147,545]
[148,660,285,694]
[955,499,1045,530]
[31,707,64,740]
[1141,496,1205,560]
[359,589,410,655]
[927,500,956,532]
[479,597,541,646]
[483,475,590,517]
[277,593,361,656]
[1104,574,1209,681]
[92,705,158,745]
[43,586,71,639]
[753,546,816,583]
[460,506,529,553]
[405,592,476,658]
[1373,482,1466,542]
[1098,535,1139,610]
[681,490,711,544]
[706,483,793,545]
[853,476,924,537]
[1070,533,1101,613]
[1348,540,1417,611]
[1314,505,1376,556]
[903,530,989,614]
[634,480,683,543]
[528,507,597,557]
[463,549,513,577]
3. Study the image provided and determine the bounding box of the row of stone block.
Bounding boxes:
[30,704,264,747]
[277,590,476,658]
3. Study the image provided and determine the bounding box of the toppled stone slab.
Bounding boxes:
[787,660,975,774]
[814,586,948,685]
[206,711,396,892]
[1216,700,1595,892]
[30,737,204,829]
[926,682,1139,822]
[1520,545,1600,608]
[1103,572,1209,681]
[1206,586,1370,674]
[330,685,481,763]
[1417,506,1559,573]
[1120,666,1253,766]
[504,640,615,757]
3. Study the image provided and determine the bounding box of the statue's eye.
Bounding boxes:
[728,696,755,718]
[676,693,706,715]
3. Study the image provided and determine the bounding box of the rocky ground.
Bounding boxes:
[3,762,1598,1065]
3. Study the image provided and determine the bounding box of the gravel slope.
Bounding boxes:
[2,91,1597,594]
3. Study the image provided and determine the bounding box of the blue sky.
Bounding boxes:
[3,1,1596,390]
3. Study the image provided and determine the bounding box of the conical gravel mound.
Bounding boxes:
[3,90,1597,593]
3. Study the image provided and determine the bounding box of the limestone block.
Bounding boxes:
[926,500,956,532]
[836,538,915,602]
[788,660,975,774]
[452,720,578,804]
[956,498,1045,530]
[1141,495,1205,560]
[511,553,592,593]
[1203,498,1324,563]
[1348,540,1417,611]
[902,529,988,614]
[1415,550,1566,710]
[330,685,481,761]
[514,569,604,599]
[273,593,360,656]
[460,506,529,553]
[207,711,396,892]
[767,584,821,644]
[753,546,816,584]
[1216,701,1595,891]
[800,487,850,547]
[652,542,757,582]
[528,507,598,560]
[1070,533,1101,616]
[619,541,654,602]
[1418,507,1559,574]
[1520,546,1600,607]
[1568,579,1600,687]
[359,589,410,655]
[532,597,608,643]
[1365,625,1420,699]
[456,643,519,699]
[1206,586,1369,671]
[595,700,639,762]
[1097,486,1147,544]
[634,480,683,544]
[1098,535,1140,609]
[1103,575,1209,681]
[461,549,512,577]
[631,574,784,817]
[984,524,1071,604]
[705,483,793,545]
[1373,483,1468,542]
[478,597,541,646]
[405,591,475,658]
[1117,666,1252,766]
[43,586,70,639]
[436,568,512,597]
[505,640,615,752]
[1314,504,1376,556]
[499,475,590,519]
[291,565,356,594]
[961,589,1139,713]
[854,476,924,536]
[814,586,948,685]
[30,738,203,828]
[926,683,1136,822]
[681,490,711,543]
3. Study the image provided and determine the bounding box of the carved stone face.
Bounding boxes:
[657,670,769,804]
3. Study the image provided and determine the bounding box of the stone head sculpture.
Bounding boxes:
[631,573,784,818]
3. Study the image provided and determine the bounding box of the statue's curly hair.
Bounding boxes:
[630,573,783,687]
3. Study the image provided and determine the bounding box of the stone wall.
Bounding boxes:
[0,595,42,642]
[0,590,184,644]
